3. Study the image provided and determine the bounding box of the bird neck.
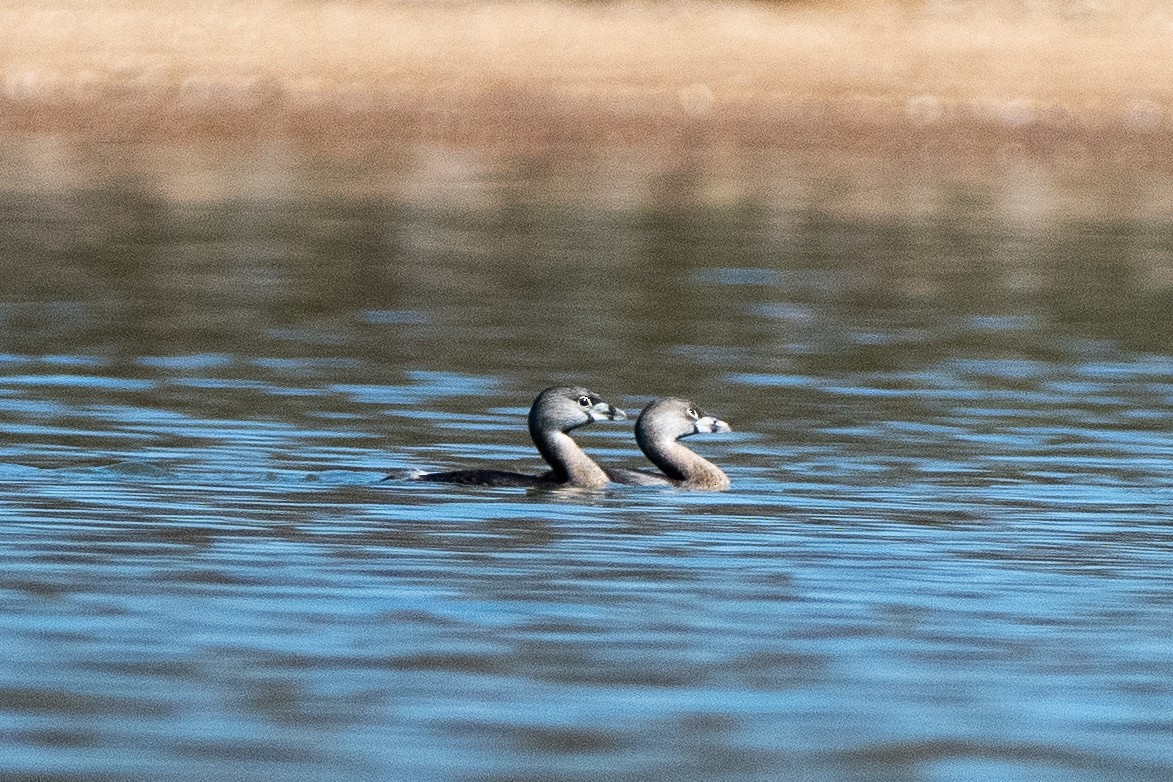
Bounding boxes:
[530,426,609,488]
[638,433,730,491]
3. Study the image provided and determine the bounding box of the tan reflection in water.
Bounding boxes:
[0,0,1170,162]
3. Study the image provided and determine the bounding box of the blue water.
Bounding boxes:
[1,142,1172,781]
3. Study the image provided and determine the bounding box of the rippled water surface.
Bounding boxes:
[2,140,1173,781]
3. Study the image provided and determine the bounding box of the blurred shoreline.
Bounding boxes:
[2,1,1172,168]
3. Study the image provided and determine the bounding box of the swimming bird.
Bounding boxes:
[411,386,625,488]
[608,397,732,490]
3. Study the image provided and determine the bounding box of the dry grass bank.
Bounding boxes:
[1,0,1172,163]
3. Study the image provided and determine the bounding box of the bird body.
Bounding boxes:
[412,386,624,489]
[608,397,731,491]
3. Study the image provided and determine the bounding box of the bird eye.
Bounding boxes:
[578,396,592,407]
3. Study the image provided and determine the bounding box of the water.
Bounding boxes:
[2,140,1172,781]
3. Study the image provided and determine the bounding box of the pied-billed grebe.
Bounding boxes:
[412,386,626,488]
[607,397,732,491]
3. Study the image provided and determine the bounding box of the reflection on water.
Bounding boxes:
[2,139,1173,781]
